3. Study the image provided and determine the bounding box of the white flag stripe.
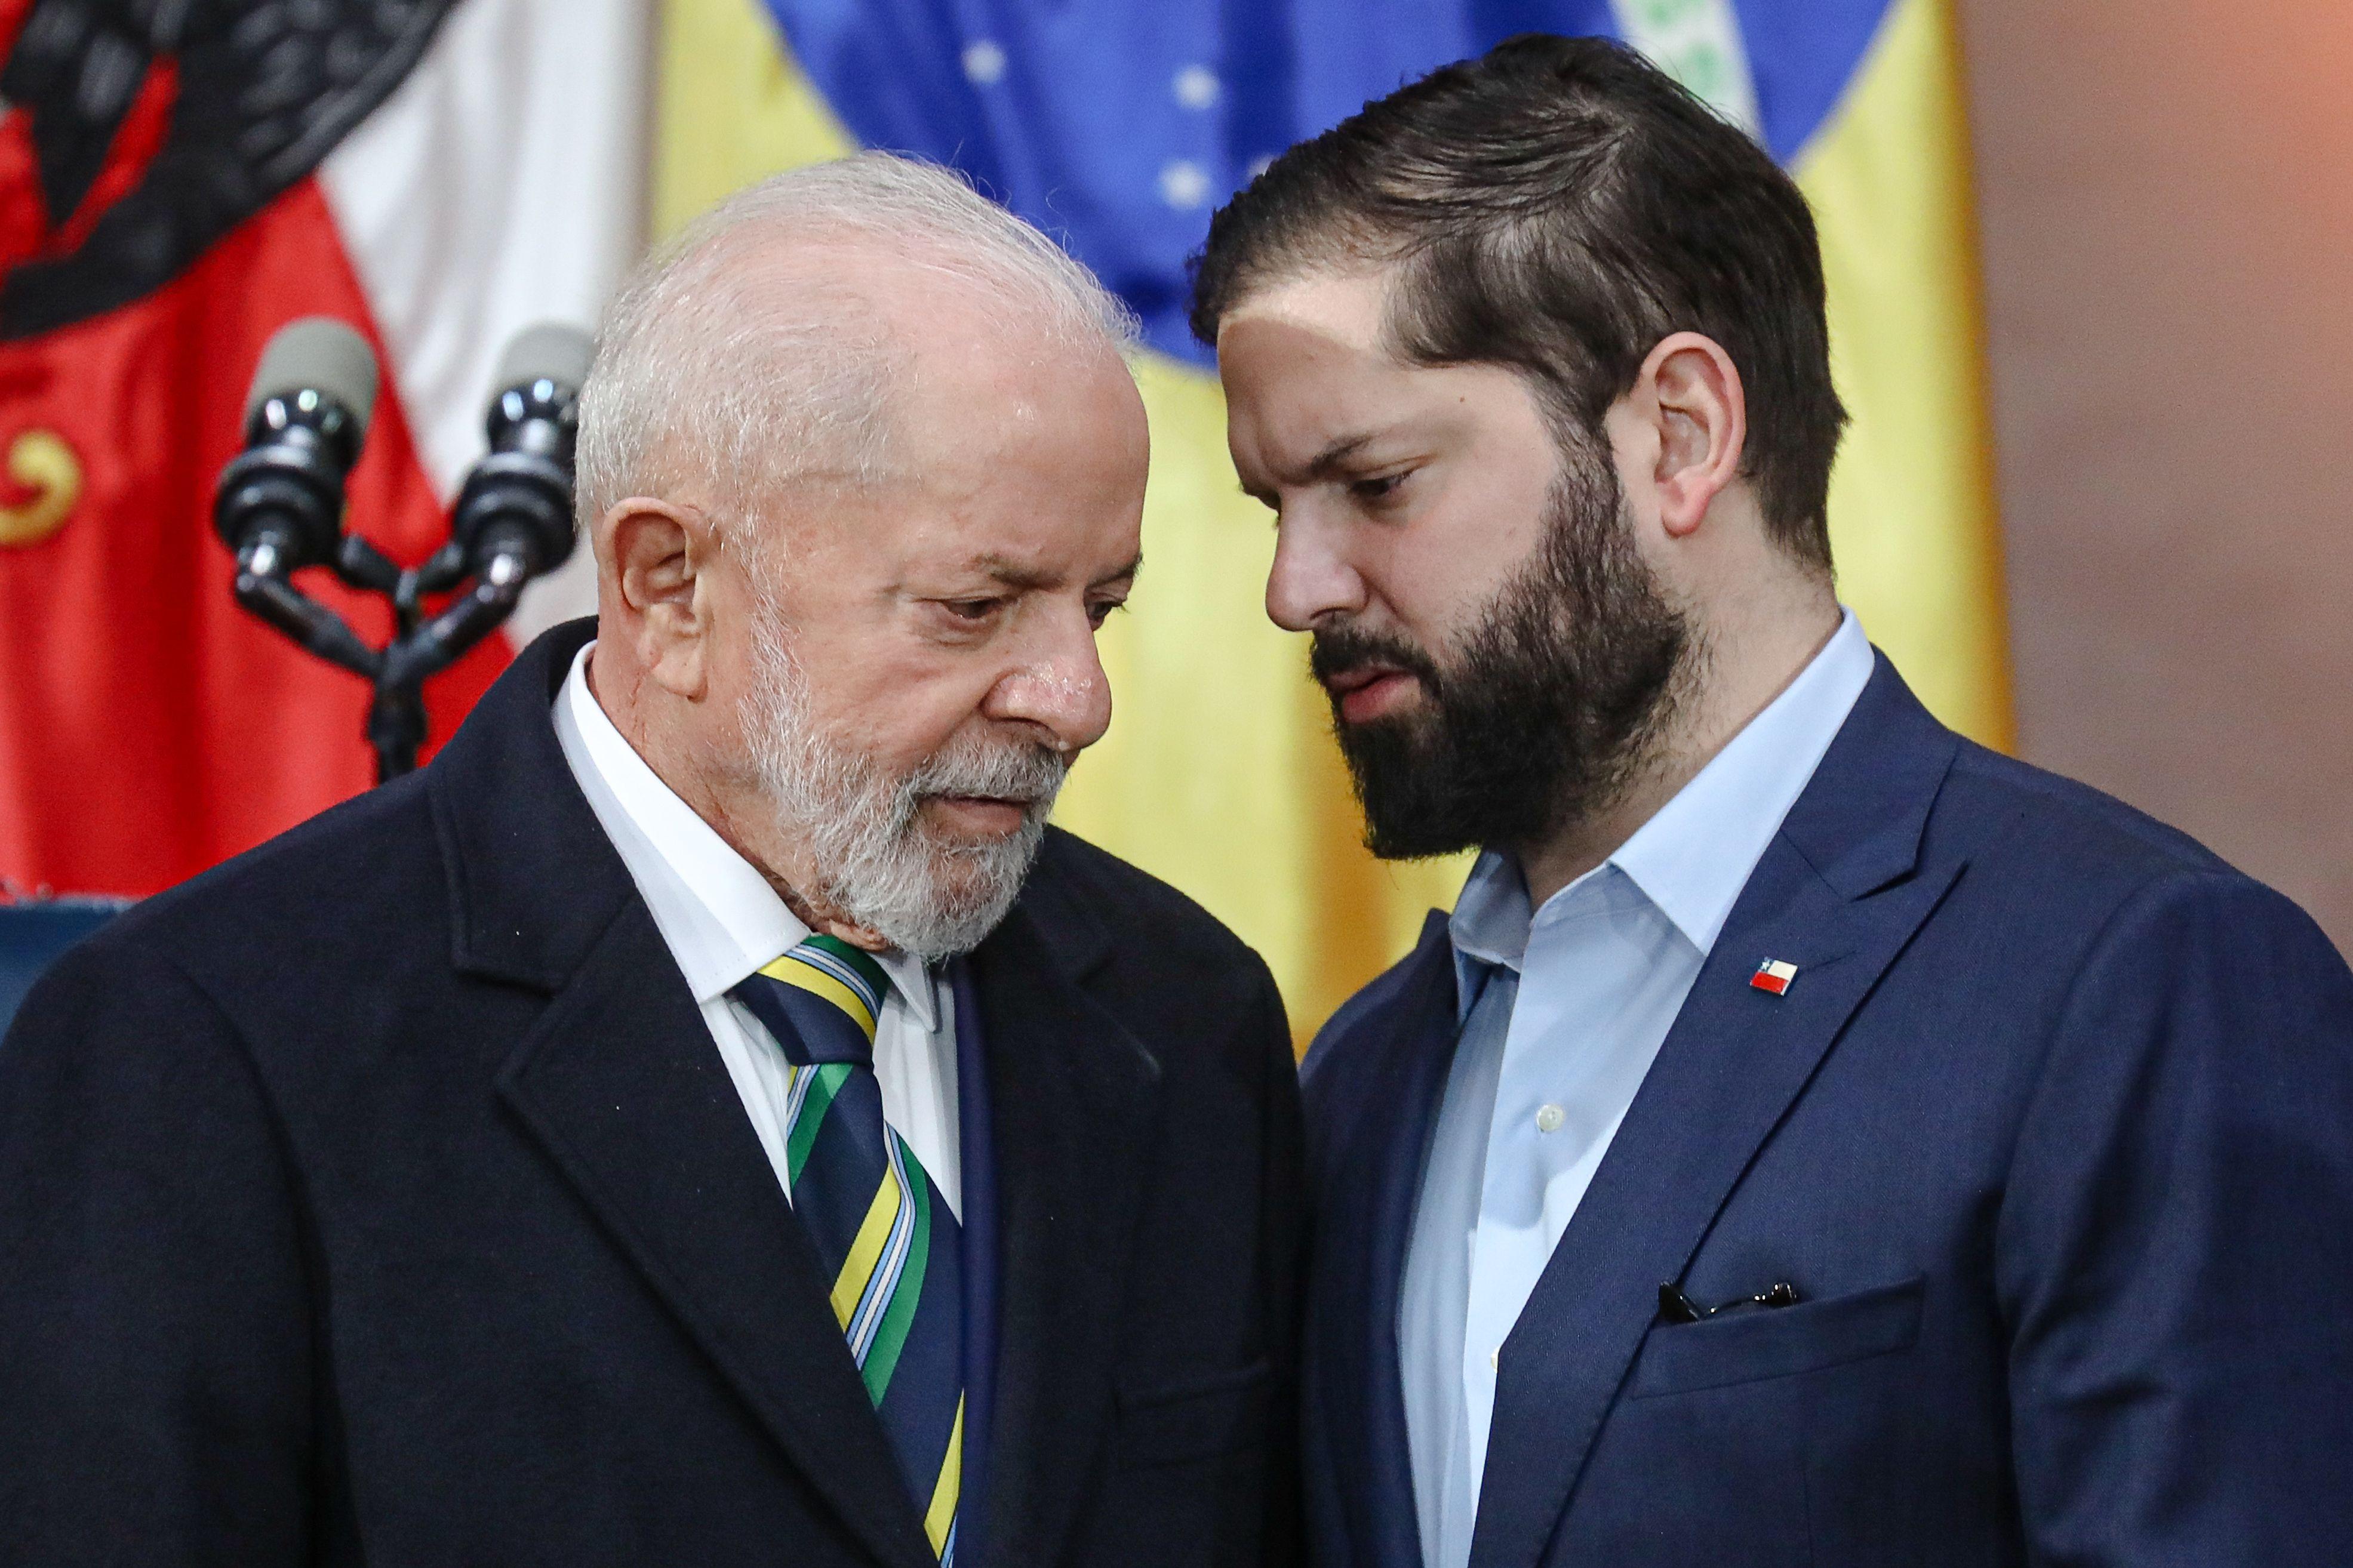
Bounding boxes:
[1609,0,1762,138]
[319,0,653,645]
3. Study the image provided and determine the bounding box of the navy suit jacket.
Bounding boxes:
[1300,654,2353,1568]
[0,620,1304,1568]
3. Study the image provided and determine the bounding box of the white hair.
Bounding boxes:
[576,152,1139,529]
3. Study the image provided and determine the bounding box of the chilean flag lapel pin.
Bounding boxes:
[1751,959,1800,996]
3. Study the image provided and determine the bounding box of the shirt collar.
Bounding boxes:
[1449,609,1874,995]
[1611,609,1872,953]
[552,642,938,1025]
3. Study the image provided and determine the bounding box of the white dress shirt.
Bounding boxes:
[1398,610,1875,1568]
[550,642,961,1217]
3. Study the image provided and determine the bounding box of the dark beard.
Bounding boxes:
[1311,445,1693,860]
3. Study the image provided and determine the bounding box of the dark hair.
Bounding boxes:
[1189,35,1845,569]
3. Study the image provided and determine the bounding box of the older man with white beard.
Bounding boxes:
[0,155,1305,1568]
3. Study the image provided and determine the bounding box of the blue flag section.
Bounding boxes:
[1728,0,1897,158]
[764,0,1894,362]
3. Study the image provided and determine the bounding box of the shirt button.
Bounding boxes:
[1536,1104,1565,1133]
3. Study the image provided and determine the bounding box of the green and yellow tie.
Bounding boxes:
[733,935,964,1563]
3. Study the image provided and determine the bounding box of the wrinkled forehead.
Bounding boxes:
[709,297,1145,570]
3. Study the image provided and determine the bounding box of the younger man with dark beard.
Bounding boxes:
[1192,35,2353,1568]
[0,156,1301,1567]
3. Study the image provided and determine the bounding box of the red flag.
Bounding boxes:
[0,0,641,898]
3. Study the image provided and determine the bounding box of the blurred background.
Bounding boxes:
[1964,0,2353,969]
[0,0,2344,1043]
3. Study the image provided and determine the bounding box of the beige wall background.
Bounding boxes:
[1960,0,2353,949]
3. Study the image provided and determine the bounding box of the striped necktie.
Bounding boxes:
[732,935,964,1564]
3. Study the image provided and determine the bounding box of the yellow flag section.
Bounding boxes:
[653,0,2008,1048]
[1803,0,2012,752]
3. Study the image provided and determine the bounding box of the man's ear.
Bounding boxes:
[1636,331,1747,540]
[599,496,713,701]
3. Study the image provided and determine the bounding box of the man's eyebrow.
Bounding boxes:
[967,553,1144,591]
[1301,432,1377,480]
[1244,432,1386,500]
[970,555,1058,591]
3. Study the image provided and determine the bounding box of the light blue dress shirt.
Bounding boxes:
[1398,611,1877,1568]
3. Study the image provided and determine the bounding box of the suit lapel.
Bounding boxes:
[433,620,936,1568]
[971,902,1162,1568]
[1466,657,1966,1568]
[1313,920,1460,1568]
[496,895,939,1568]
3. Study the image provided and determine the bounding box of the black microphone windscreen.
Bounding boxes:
[494,322,595,396]
[245,317,380,435]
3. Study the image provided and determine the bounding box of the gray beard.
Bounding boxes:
[743,611,1068,962]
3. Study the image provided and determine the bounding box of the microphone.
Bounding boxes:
[213,317,380,579]
[368,321,593,725]
[449,322,592,593]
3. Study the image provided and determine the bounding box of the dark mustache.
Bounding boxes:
[1309,624,1445,694]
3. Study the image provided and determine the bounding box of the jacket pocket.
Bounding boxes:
[1114,1359,1272,1470]
[1628,1274,1926,1399]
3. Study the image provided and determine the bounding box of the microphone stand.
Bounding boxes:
[229,532,528,783]
[220,320,583,785]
